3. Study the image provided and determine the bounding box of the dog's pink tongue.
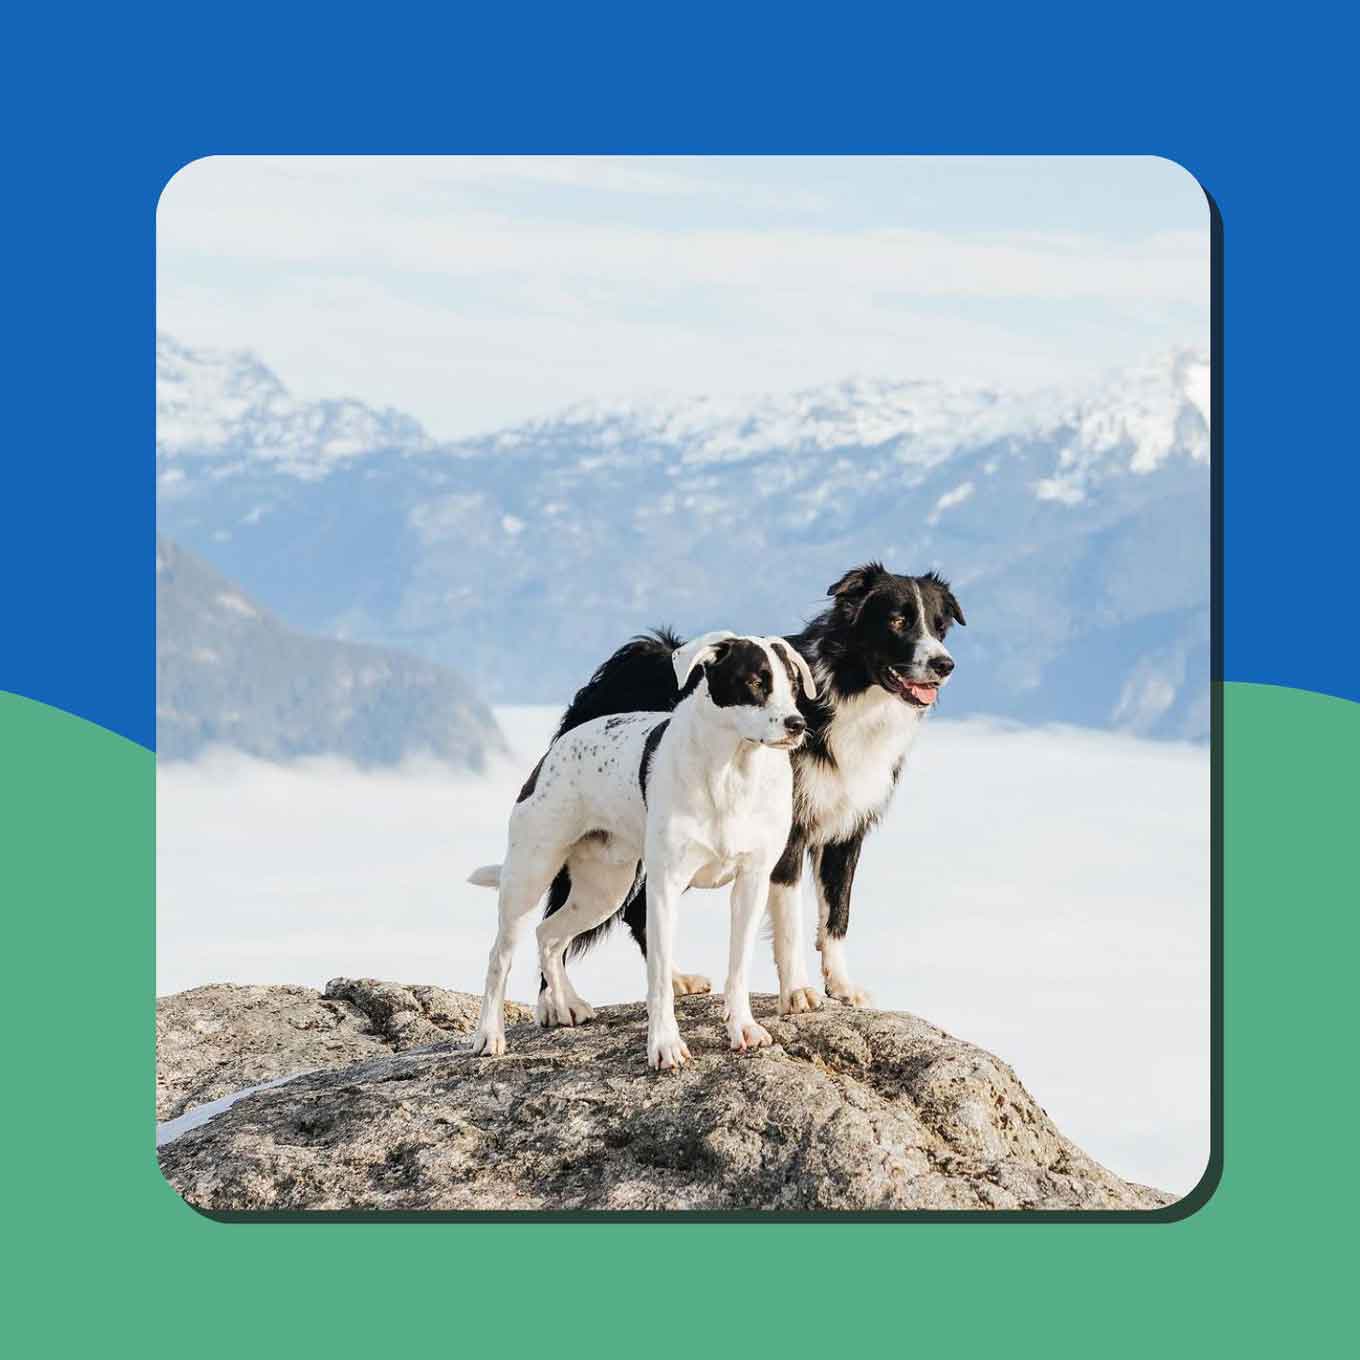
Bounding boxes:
[905,683,938,705]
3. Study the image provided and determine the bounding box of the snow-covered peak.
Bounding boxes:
[491,375,1018,470]
[158,333,1209,505]
[1032,348,1210,504]
[157,334,287,452]
[157,335,433,474]
[481,347,1210,493]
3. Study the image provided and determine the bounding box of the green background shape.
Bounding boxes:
[3,682,1352,1350]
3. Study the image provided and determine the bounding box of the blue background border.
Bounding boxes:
[6,16,1357,1351]
[2,4,1355,745]
[6,10,1359,1348]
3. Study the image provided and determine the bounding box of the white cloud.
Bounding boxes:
[928,481,975,525]
[157,706,1211,1197]
[164,154,832,211]
[161,163,1205,301]
[157,156,1210,439]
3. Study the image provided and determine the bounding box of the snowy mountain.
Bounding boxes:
[157,535,506,767]
[157,334,433,477]
[157,337,1211,739]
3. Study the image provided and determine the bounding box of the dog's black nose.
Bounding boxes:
[784,714,807,735]
[929,655,955,678]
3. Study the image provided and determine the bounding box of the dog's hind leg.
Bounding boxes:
[471,844,563,1056]
[536,855,637,1028]
[671,969,712,998]
[620,878,712,999]
[537,866,572,1001]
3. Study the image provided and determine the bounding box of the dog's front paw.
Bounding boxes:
[824,978,872,1008]
[469,1028,506,1057]
[648,1028,692,1071]
[537,988,595,1028]
[672,972,712,998]
[779,985,823,1016]
[728,1020,773,1053]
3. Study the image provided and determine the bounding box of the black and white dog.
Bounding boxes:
[541,561,965,1013]
[468,632,816,1069]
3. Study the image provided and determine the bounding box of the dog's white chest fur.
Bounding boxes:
[661,733,792,876]
[796,687,923,845]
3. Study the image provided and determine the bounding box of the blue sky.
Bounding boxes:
[158,156,1209,440]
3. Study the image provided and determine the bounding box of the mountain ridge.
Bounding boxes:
[157,337,1210,739]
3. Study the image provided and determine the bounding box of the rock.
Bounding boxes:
[156,979,530,1120]
[158,993,1172,1211]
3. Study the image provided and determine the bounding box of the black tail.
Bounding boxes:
[539,628,685,985]
[553,626,686,740]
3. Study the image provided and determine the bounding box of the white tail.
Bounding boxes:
[467,864,502,889]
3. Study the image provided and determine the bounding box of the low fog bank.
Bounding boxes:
[158,706,1210,1195]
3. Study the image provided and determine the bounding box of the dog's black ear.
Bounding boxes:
[826,561,887,602]
[922,570,967,627]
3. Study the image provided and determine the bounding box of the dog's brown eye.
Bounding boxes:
[889,615,906,632]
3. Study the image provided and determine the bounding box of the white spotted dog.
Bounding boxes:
[467,631,816,1070]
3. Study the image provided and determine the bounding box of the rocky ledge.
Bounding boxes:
[156,978,531,1120]
[157,986,1171,1212]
